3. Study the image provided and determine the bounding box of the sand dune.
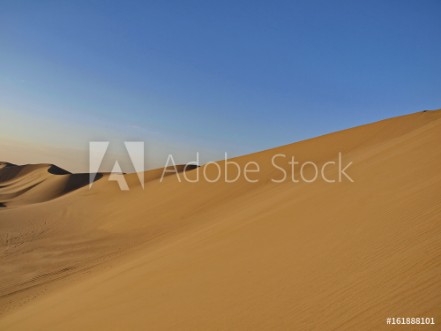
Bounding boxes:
[0,163,98,207]
[1,110,441,330]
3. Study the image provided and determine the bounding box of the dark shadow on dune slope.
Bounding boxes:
[184,164,200,171]
[62,173,104,194]
[0,162,16,168]
[48,165,71,175]
[0,202,6,208]
[0,165,24,183]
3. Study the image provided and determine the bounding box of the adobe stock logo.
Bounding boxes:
[89,141,144,191]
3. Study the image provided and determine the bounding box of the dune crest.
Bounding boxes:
[0,110,441,330]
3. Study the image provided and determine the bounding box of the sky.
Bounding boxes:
[1,0,440,172]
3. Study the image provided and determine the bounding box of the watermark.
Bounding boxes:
[89,141,354,190]
[89,141,144,191]
[386,317,435,325]
[161,152,353,184]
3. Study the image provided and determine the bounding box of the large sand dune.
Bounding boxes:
[1,110,440,330]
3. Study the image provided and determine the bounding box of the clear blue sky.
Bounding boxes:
[1,0,440,170]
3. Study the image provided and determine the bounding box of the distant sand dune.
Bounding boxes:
[0,110,440,330]
[0,163,102,207]
[0,162,198,207]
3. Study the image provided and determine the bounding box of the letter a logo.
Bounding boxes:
[89,141,145,191]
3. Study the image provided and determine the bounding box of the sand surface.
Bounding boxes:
[1,110,440,330]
